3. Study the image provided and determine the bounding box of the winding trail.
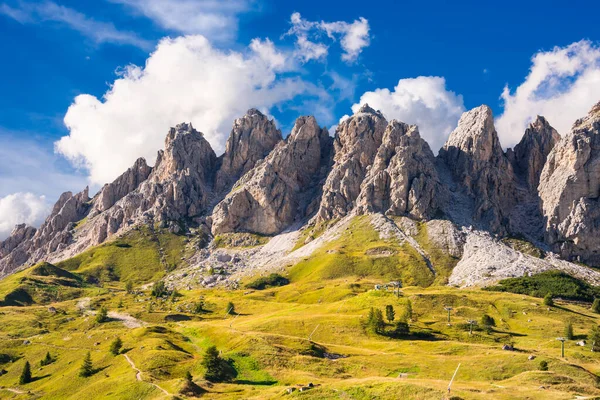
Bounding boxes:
[0,387,26,394]
[123,354,171,397]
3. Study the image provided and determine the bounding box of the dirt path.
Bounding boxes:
[123,354,171,397]
[0,387,26,394]
[108,312,146,328]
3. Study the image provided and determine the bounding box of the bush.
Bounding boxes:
[19,361,32,384]
[226,302,235,315]
[110,337,123,356]
[592,298,600,314]
[96,306,108,323]
[539,360,548,371]
[486,271,600,302]
[193,297,205,314]
[246,273,289,290]
[391,321,410,337]
[201,346,237,382]
[151,281,168,297]
[543,293,554,307]
[480,314,496,327]
[125,281,133,294]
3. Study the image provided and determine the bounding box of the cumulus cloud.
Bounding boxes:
[110,0,253,43]
[285,12,370,63]
[497,40,600,147]
[55,35,319,185]
[0,1,151,49]
[0,192,49,240]
[351,76,465,152]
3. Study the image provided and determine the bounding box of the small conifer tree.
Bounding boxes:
[19,361,32,384]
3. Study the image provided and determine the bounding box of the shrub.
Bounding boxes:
[246,273,289,290]
[543,293,554,307]
[110,337,123,356]
[151,281,168,298]
[392,321,410,337]
[226,302,235,315]
[480,314,496,327]
[193,297,205,314]
[96,306,108,323]
[125,281,133,294]
[201,346,237,382]
[591,298,600,314]
[539,360,548,371]
[19,361,32,384]
[486,271,600,302]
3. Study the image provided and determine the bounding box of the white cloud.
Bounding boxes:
[0,1,151,49]
[321,17,370,62]
[0,193,49,240]
[285,12,370,63]
[351,76,465,153]
[497,40,600,148]
[110,0,253,43]
[55,35,317,185]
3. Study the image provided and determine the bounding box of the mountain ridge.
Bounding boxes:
[2,102,600,287]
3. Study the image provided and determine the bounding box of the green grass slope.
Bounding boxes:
[289,216,434,287]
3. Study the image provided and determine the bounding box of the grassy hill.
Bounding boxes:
[0,220,599,399]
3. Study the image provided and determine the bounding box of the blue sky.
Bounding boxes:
[1,0,600,238]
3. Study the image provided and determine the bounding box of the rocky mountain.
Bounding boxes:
[3,101,600,288]
[211,115,331,235]
[539,101,600,266]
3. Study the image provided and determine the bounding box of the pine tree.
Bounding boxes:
[385,305,395,323]
[125,281,133,294]
[40,351,53,366]
[19,361,32,384]
[202,346,236,382]
[400,299,413,322]
[110,337,123,356]
[591,298,600,314]
[543,293,554,307]
[564,321,574,340]
[590,325,600,352]
[226,302,235,315]
[96,306,108,323]
[365,308,385,334]
[79,352,93,377]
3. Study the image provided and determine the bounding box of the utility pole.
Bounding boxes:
[308,324,320,342]
[447,363,461,397]
[229,313,239,328]
[467,319,477,335]
[557,337,566,358]
[444,306,453,326]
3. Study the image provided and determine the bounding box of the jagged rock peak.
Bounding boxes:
[539,101,600,265]
[355,120,443,219]
[316,104,388,221]
[215,108,282,193]
[0,224,36,259]
[155,122,217,180]
[90,157,152,216]
[439,105,515,232]
[211,115,332,236]
[512,116,560,190]
[441,105,502,162]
